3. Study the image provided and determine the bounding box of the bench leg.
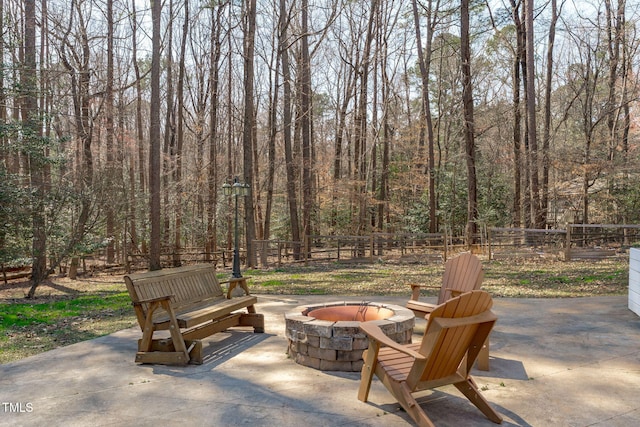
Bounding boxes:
[139,301,159,353]
[135,300,191,366]
[239,313,264,333]
[161,300,190,364]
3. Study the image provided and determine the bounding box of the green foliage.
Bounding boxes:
[610,179,640,223]
[478,170,512,227]
[404,194,432,234]
[436,168,469,235]
[0,167,31,266]
[0,116,104,270]
[318,199,357,236]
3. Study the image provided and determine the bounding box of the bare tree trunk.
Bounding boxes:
[149,0,162,271]
[278,0,301,260]
[264,45,279,242]
[605,0,621,162]
[163,0,175,249]
[300,0,313,257]
[541,0,560,227]
[331,62,355,232]
[132,0,145,196]
[511,0,524,227]
[58,1,95,280]
[105,0,115,264]
[461,0,479,245]
[411,0,437,233]
[0,0,4,166]
[207,4,223,261]
[378,40,390,236]
[25,0,46,298]
[353,0,378,242]
[525,0,541,228]
[242,0,258,267]
[173,0,189,267]
[130,0,143,254]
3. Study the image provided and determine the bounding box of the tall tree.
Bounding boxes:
[353,0,379,238]
[149,0,162,270]
[460,0,479,245]
[105,0,115,264]
[541,0,562,225]
[25,0,47,298]
[242,0,258,267]
[508,0,524,227]
[57,0,96,280]
[163,0,175,246]
[264,16,280,242]
[173,0,189,267]
[412,0,437,233]
[279,0,301,260]
[525,0,541,227]
[300,0,313,256]
[207,1,224,260]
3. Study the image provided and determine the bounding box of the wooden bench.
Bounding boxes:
[124,264,264,365]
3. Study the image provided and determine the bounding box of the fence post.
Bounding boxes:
[487,227,493,261]
[565,225,572,261]
[303,234,308,266]
[277,241,282,267]
[443,228,448,262]
[370,234,374,261]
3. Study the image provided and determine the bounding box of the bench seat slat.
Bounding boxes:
[152,295,258,329]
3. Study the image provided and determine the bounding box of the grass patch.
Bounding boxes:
[0,279,136,364]
[259,280,284,287]
[1,293,130,328]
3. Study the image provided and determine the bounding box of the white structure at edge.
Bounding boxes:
[629,248,640,316]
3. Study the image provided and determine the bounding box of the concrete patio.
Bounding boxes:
[1,295,639,426]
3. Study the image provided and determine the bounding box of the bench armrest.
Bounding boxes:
[133,295,174,306]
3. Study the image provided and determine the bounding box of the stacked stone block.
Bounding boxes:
[284,301,415,372]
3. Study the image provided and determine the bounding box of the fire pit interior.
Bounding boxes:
[307,305,395,322]
[285,301,414,372]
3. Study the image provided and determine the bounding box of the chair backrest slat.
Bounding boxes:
[418,290,495,382]
[437,253,484,304]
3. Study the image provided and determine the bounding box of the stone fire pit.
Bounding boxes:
[284,301,415,371]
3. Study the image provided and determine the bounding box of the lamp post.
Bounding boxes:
[222,177,250,278]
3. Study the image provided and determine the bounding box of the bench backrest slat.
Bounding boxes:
[124,265,225,327]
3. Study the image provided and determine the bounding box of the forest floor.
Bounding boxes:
[0,256,630,364]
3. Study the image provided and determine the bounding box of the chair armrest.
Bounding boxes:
[132,295,174,306]
[360,322,425,361]
[409,283,440,301]
[406,300,436,317]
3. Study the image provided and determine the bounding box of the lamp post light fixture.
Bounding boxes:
[222,177,250,278]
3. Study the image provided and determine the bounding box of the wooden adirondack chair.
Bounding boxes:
[406,252,484,317]
[406,252,490,371]
[358,290,503,427]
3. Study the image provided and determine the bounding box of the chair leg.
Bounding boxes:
[389,382,436,427]
[454,378,503,424]
[476,337,490,371]
[358,348,376,402]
